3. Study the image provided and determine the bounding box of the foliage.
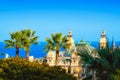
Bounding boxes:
[0,58,76,80]
[111,69,120,80]
[44,32,69,51]
[21,29,39,60]
[4,31,24,58]
[78,47,120,80]
[44,32,70,65]
[21,29,39,51]
[4,29,39,59]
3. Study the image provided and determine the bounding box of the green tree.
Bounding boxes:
[4,31,23,58]
[0,58,76,80]
[79,51,101,80]
[78,47,120,80]
[112,69,120,80]
[44,32,70,66]
[97,48,120,80]
[21,29,39,60]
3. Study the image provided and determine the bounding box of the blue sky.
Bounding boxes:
[0,0,120,42]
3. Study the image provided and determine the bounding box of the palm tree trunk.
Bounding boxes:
[55,50,59,66]
[92,70,95,80]
[16,47,19,58]
[26,51,29,60]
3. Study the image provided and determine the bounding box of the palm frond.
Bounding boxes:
[62,36,67,43]
[32,31,36,37]
[5,45,13,48]
[23,46,30,51]
[20,29,39,51]
[31,36,39,43]
[44,33,69,51]
[33,42,39,44]
[4,40,12,44]
[45,38,53,45]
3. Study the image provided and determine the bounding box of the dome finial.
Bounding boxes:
[101,29,106,36]
[81,36,84,41]
[68,30,72,37]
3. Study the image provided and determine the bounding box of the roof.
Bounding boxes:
[76,40,96,55]
[64,53,71,57]
[46,50,66,57]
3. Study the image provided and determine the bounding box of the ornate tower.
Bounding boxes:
[99,30,107,49]
[66,31,75,50]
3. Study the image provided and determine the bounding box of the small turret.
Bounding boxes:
[111,37,116,52]
[101,30,106,37]
[67,31,72,37]
[66,31,75,50]
[99,30,107,49]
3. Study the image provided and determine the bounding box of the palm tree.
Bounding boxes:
[44,32,69,66]
[78,51,101,80]
[4,31,23,58]
[78,47,120,80]
[21,29,39,60]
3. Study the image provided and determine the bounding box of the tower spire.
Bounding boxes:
[101,30,106,37]
[68,30,72,37]
[112,36,116,52]
[66,30,75,50]
[99,30,107,49]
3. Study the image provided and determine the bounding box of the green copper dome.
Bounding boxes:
[76,40,96,55]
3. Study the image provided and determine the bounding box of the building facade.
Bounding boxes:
[46,31,81,78]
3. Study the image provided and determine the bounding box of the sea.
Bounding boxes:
[0,41,120,58]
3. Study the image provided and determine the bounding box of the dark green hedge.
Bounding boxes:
[0,58,76,80]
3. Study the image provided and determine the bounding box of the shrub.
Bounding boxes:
[0,58,76,80]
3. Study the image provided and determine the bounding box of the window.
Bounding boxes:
[49,60,51,62]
